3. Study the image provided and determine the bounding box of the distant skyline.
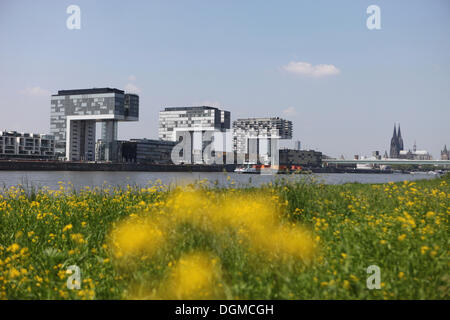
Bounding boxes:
[0,0,449,158]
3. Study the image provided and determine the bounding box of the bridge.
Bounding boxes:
[323,159,450,166]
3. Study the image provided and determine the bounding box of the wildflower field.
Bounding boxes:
[0,174,448,300]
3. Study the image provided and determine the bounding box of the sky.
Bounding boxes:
[0,0,449,158]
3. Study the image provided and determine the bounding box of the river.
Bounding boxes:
[0,171,441,190]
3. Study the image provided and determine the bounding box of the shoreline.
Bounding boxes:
[0,160,403,174]
[0,160,236,172]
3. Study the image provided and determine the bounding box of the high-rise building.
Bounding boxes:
[50,88,139,161]
[0,130,55,159]
[233,117,292,163]
[159,106,231,164]
[158,106,230,141]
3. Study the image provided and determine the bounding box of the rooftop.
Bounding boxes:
[163,106,220,111]
[53,88,125,96]
[234,117,289,122]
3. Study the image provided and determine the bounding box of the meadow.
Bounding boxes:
[0,174,448,300]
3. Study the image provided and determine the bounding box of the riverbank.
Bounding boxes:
[3,160,445,175]
[0,160,236,172]
[0,159,406,174]
[0,171,441,190]
[0,174,448,299]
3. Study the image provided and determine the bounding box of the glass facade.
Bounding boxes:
[158,106,231,141]
[50,88,139,161]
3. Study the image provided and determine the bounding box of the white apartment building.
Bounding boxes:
[158,106,231,164]
[233,117,293,163]
[158,106,231,141]
[0,131,55,159]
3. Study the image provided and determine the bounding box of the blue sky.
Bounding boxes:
[0,0,449,158]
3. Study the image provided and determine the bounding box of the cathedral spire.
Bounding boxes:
[397,123,404,151]
[390,123,400,158]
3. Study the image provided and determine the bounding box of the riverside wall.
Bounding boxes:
[0,160,236,172]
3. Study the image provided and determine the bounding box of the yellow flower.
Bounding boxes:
[9,268,21,278]
[63,224,73,232]
[420,246,430,255]
[397,234,406,241]
[110,218,165,259]
[7,243,20,253]
[140,252,224,300]
[57,270,66,280]
[70,233,85,244]
[343,280,350,289]
[398,272,405,279]
[349,274,359,282]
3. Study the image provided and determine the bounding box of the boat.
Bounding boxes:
[234,164,259,174]
[234,164,310,174]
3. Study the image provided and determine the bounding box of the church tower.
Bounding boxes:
[397,124,404,151]
[441,145,449,160]
[390,124,400,158]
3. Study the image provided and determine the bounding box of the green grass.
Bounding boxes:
[0,175,448,299]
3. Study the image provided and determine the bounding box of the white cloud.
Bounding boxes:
[283,61,340,77]
[128,75,136,81]
[282,106,296,116]
[124,83,141,94]
[20,86,51,97]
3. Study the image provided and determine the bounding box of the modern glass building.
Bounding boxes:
[50,88,139,161]
[95,138,176,164]
[158,106,230,141]
[158,106,231,164]
[233,117,293,158]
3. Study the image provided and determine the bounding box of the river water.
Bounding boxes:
[0,171,441,190]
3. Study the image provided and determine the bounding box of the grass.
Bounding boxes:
[0,174,448,300]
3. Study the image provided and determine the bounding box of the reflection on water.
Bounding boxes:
[0,171,440,191]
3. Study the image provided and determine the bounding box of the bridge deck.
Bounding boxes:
[323,159,450,165]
